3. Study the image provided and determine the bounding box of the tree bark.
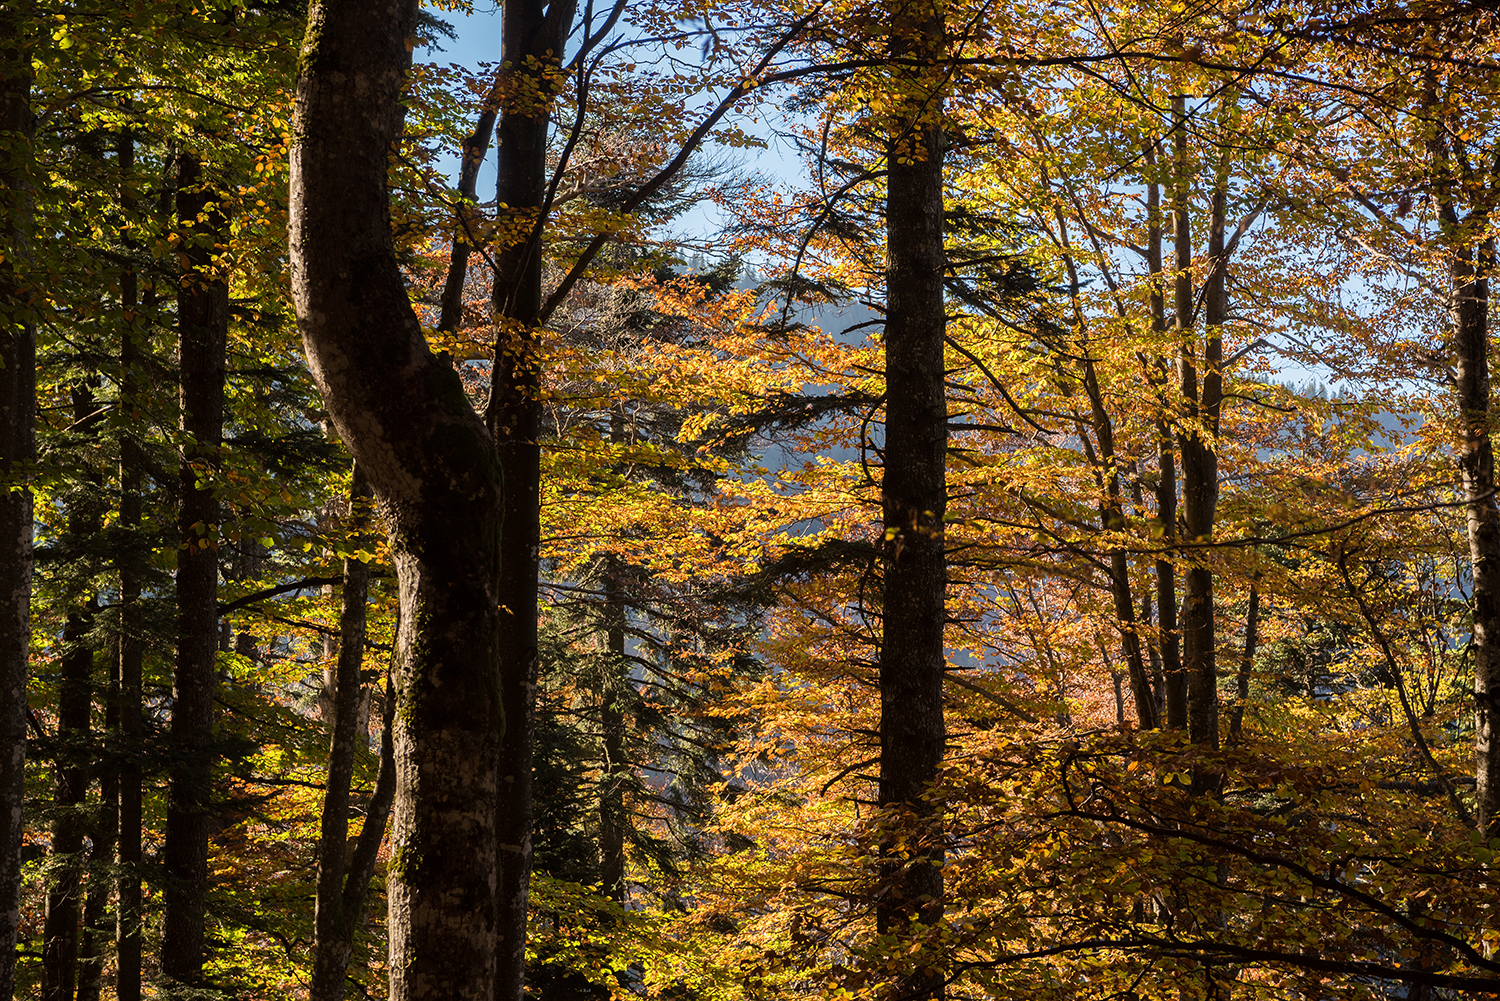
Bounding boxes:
[1453,235,1499,838]
[1173,94,1223,754]
[115,126,146,1001]
[76,640,118,1001]
[877,6,947,997]
[489,1,573,994]
[0,21,34,999]
[1156,431,1183,728]
[42,602,93,1001]
[291,3,506,998]
[162,150,229,986]
[1082,361,1158,729]
[1228,583,1260,745]
[437,76,504,335]
[1427,73,1500,837]
[310,471,396,1001]
[1144,151,1182,728]
[43,375,107,1001]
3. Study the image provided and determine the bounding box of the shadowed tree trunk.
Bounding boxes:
[115,125,147,1001]
[41,605,93,1001]
[877,5,947,998]
[598,587,627,902]
[291,2,505,998]
[599,410,628,906]
[1144,150,1182,729]
[161,150,229,987]
[1453,233,1499,838]
[0,22,35,998]
[310,466,398,1001]
[1425,66,1500,839]
[1172,95,1227,756]
[1229,583,1260,745]
[488,0,574,994]
[75,651,117,1001]
[43,378,106,1001]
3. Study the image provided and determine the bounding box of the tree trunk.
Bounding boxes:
[1144,153,1183,729]
[291,3,506,998]
[115,126,146,1001]
[1229,583,1260,746]
[0,25,34,998]
[599,559,627,904]
[489,1,573,994]
[1083,361,1158,730]
[1454,236,1500,838]
[310,465,378,1001]
[878,7,946,997]
[1173,94,1223,754]
[1156,431,1183,728]
[43,375,107,1001]
[42,603,93,1001]
[599,410,628,905]
[76,643,118,1001]
[162,150,229,986]
[437,76,504,335]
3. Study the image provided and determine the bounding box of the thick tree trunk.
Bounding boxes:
[489,1,573,994]
[0,25,34,999]
[291,4,506,998]
[1453,237,1500,838]
[877,9,946,998]
[116,127,146,1001]
[310,466,379,1001]
[162,150,229,986]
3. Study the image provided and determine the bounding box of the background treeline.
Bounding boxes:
[2,0,1500,1000]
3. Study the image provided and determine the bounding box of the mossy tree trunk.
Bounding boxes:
[291,2,506,998]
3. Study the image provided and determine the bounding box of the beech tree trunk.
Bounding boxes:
[1156,431,1183,728]
[1144,157,1183,728]
[311,466,397,1001]
[291,3,506,998]
[1172,95,1223,753]
[162,150,229,986]
[877,7,947,998]
[1453,237,1500,838]
[489,0,573,993]
[0,25,34,999]
[437,79,503,335]
[1083,361,1158,729]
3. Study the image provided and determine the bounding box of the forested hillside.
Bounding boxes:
[2,0,1500,999]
